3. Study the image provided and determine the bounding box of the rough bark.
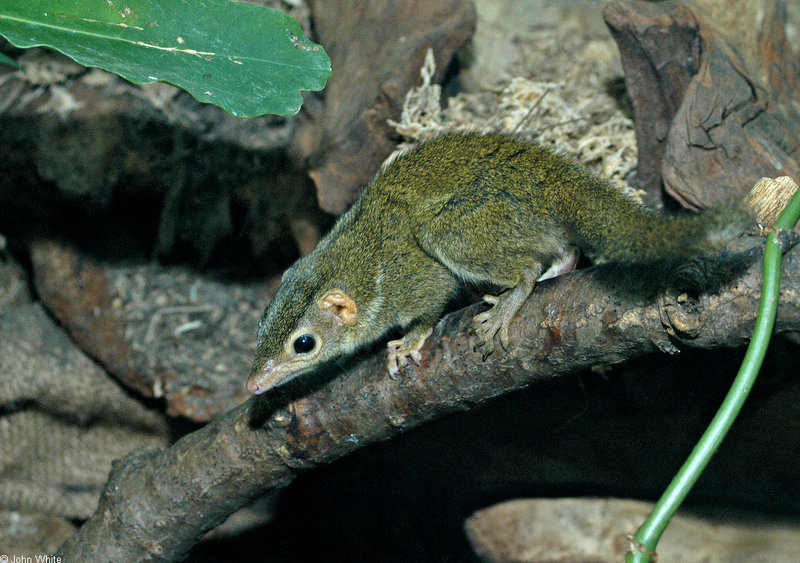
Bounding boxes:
[604,0,800,209]
[57,236,800,561]
[603,1,701,206]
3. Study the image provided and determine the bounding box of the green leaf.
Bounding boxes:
[0,50,21,69]
[0,0,330,117]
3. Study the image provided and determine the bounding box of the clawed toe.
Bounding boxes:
[473,293,515,357]
[472,311,502,358]
[386,326,432,376]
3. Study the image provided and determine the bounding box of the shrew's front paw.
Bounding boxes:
[386,326,433,377]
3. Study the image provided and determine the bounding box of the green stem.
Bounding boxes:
[627,190,800,563]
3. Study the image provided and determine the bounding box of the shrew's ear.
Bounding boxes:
[319,289,358,325]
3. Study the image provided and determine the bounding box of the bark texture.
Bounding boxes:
[604,0,800,209]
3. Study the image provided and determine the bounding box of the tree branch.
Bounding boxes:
[56,237,800,561]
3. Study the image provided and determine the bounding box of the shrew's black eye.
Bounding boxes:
[293,334,316,354]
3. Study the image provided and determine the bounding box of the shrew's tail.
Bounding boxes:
[568,180,754,264]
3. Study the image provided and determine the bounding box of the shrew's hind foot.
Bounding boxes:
[472,294,505,358]
[472,269,538,359]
